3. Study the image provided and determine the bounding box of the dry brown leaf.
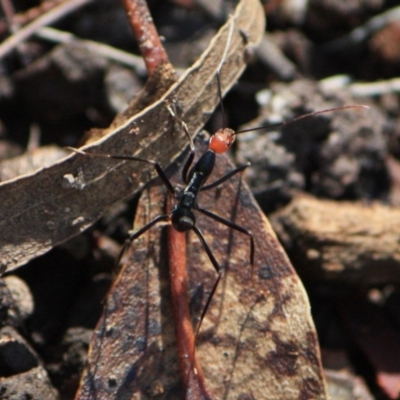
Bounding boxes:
[76,135,328,399]
[0,0,264,272]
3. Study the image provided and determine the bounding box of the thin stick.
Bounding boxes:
[36,26,147,75]
[1,0,17,31]
[0,0,94,60]
[122,0,169,75]
[167,197,213,400]
[0,0,66,35]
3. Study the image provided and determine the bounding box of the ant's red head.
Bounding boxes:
[209,128,235,154]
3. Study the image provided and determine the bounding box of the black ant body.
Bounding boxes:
[70,105,256,316]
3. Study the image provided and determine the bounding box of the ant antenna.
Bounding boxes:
[235,105,369,135]
[209,18,369,155]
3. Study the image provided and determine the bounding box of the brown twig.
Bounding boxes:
[1,0,17,31]
[122,0,169,75]
[167,196,213,399]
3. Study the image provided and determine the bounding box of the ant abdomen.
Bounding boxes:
[171,206,196,232]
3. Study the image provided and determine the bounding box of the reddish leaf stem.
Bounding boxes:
[167,200,212,399]
[122,0,169,74]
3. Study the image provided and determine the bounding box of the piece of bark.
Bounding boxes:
[75,136,328,399]
[0,326,59,399]
[271,195,400,284]
[2,275,34,321]
[0,326,39,375]
[0,366,59,400]
[325,369,374,400]
[0,0,264,272]
[0,277,29,328]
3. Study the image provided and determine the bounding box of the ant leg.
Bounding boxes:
[191,225,222,338]
[114,214,170,266]
[192,225,220,274]
[201,163,250,191]
[195,273,221,340]
[194,206,255,268]
[166,104,195,185]
[128,214,170,241]
[68,147,175,195]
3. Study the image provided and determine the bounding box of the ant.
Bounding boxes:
[69,92,364,329]
[69,101,256,321]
